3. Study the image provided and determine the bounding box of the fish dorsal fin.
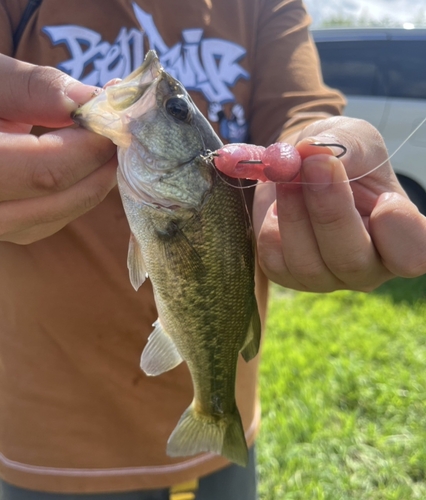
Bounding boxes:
[140,319,183,376]
[240,300,261,362]
[127,233,148,291]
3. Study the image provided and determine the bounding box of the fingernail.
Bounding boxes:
[64,80,101,109]
[302,155,341,191]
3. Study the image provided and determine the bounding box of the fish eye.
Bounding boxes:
[165,97,190,121]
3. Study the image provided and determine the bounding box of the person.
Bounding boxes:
[0,0,425,499]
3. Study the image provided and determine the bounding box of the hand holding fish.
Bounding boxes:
[215,116,426,291]
[0,54,117,244]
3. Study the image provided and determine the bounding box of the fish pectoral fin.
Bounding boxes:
[128,232,148,291]
[167,403,248,467]
[240,300,261,362]
[159,222,207,278]
[140,319,183,376]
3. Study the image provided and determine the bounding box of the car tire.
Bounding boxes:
[397,175,426,215]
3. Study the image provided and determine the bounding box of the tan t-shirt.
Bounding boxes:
[0,0,345,493]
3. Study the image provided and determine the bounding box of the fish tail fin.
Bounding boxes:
[167,403,248,467]
[222,411,249,467]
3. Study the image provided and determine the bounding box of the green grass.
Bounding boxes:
[258,275,426,500]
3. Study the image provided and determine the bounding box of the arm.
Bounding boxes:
[250,0,345,146]
[0,54,117,244]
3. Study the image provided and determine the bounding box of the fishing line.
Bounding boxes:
[214,164,257,191]
[343,115,426,183]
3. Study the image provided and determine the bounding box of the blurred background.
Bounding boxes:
[304,0,426,28]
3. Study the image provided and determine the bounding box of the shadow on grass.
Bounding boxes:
[372,274,426,305]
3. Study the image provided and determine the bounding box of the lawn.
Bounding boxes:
[257,275,426,500]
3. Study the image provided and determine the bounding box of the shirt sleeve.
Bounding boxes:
[249,0,346,145]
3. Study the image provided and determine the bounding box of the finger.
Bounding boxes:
[300,154,392,290]
[274,175,344,291]
[0,54,99,127]
[296,118,404,213]
[0,155,118,245]
[254,175,341,291]
[255,197,306,291]
[0,128,116,201]
[253,182,301,289]
[370,192,426,277]
[0,119,32,134]
[297,116,388,178]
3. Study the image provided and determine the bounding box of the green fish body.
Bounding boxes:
[73,51,261,466]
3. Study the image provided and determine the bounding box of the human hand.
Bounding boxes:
[0,54,117,244]
[252,116,426,292]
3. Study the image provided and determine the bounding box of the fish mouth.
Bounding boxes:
[71,50,163,148]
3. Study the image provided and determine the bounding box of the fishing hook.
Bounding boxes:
[308,142,347,159]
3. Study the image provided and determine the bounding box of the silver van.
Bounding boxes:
[312,28,426,213]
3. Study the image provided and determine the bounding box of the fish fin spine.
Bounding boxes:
[167,404,248,467]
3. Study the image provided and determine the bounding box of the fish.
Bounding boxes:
[72,50,261,467]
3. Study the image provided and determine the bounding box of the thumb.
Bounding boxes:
[0,54,99,128]
[295,117,394,186]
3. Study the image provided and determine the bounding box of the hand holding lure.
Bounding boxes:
[211,116,426,292]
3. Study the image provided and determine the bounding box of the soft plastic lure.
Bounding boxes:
[213,116,426,186]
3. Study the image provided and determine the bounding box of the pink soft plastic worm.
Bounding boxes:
[213,142,302,183]
[213,143,268,182]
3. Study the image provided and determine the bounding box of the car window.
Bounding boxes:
[316,37,426,100]
[384,41,426,99]
[315,41,386,97]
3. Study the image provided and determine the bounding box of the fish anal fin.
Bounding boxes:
[128,233,148,291]
[140,319,183,376]
[240,301,261,362]
[167,404,248,467]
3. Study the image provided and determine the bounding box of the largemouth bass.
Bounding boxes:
[73,51,261,467]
